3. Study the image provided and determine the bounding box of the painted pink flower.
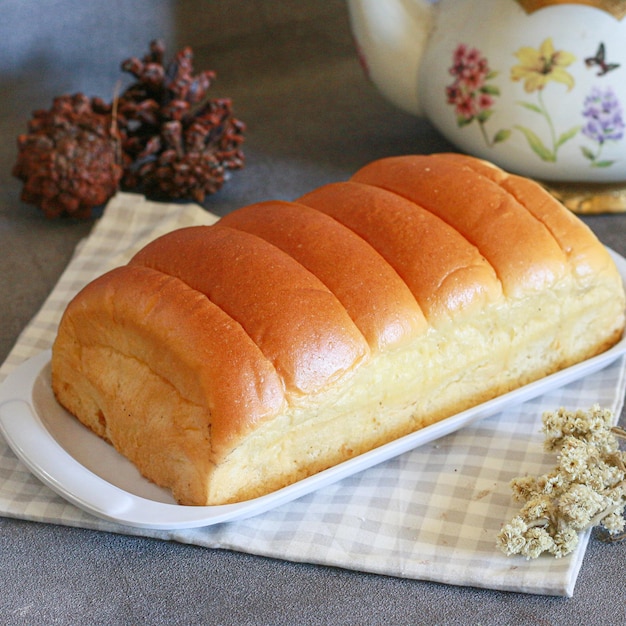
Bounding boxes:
[449,45,489,92]
[445,43,509,146]
[447,44,495,122]
[478,92,495,110]
[455,93,477,118]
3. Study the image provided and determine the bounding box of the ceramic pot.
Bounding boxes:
[348,0,626,209]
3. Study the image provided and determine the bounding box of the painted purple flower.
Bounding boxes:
[582,86,624,144]
[581,86,624,167]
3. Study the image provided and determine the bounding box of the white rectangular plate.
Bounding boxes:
[1,250,625,530]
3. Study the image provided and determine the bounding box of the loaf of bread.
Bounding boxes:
[51,153,626,506]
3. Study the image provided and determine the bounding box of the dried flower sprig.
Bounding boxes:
[496,405,626,559]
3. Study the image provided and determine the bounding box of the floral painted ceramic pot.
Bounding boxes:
[348,0,626,211]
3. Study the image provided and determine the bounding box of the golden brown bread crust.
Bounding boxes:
[351,154,571,297]
[217,199,427,350]
[440,153,614,279]
[298,180,503,323]
[51,153,626,506]
[130,225,369,394]
[51,265,288,502]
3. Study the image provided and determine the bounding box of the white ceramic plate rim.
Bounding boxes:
[1,249,625,530]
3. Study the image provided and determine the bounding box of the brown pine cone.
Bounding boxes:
[12,94,122,218]
[117,40,245,201]
[13,41,245,217]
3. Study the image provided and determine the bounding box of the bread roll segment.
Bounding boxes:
[298,180,503,323]
[130,225,369,395]
[217,199,427,351]
[350,153,625,365]
[51,265,287,505]
[351,154,570,297]
[441,152,612,278]
[51,153,626,506]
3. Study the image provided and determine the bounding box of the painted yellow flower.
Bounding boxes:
[511,38,576,92]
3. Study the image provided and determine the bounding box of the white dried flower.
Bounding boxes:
[542,404,615,452]
[558,483,606,529]
[552,527,579,558]
[496,516,528,556]
[497,406,626,559]
[520,495,553,521]
[521,526,555,560]
[558,437,594,482]
[542,409,567,450]
[510,475,538,502]
[536,471,565,496]
[601,511,626,533]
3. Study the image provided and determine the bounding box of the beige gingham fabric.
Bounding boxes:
[1,193,625,596]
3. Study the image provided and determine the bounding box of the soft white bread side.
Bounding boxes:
[51,153,626,505]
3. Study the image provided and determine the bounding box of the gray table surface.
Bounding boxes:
[1,2,625,624]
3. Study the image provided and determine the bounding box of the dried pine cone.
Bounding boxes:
[12,94,122,218]
[13,41,245,217]
[117,40,245,202]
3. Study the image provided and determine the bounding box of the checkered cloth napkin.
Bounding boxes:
[1,193,625,596]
